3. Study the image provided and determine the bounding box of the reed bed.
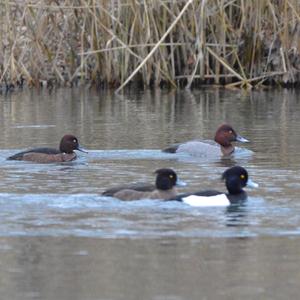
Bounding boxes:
[0,0,300,91]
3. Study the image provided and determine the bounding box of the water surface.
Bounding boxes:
[0,88,300,299]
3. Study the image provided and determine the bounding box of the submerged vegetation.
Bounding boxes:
[0,0,300,91]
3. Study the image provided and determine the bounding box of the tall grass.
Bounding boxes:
[0,0,299,91]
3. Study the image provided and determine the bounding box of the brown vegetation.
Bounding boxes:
[0,0,300,91]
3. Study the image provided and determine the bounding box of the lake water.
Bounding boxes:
[0,87,300,299]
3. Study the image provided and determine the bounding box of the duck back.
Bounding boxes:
[176,141,222,157]
[8,147,76,163]
[113,188,177,201]
[113,189,150,201]
[102,183,156,196]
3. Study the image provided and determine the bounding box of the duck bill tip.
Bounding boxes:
[247,179,259,188]
[176,179,187,187]
[77,146,88,153]
[236,135,249,143]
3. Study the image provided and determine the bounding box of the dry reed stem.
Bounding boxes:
[115,0,194,93]
[0,0,299,90]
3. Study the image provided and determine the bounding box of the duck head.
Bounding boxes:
[214,124,249,155]
[222,166,258,195]
[155,168,186,190]
[59,135,87,154]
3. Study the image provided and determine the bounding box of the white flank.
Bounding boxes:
[182,194,230,207]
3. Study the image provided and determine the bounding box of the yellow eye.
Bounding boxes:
[169,175,173,179]
[240,174,245,179]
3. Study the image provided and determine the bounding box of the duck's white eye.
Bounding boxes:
[73,139,77,143]
[240,174,245,179]
[169,175,174,179]
[229,130,233,134]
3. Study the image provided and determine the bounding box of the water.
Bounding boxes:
[0,87,300,299]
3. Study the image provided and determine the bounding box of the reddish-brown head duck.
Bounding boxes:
[214,124,249,156]
[162,124,249,157]
[7,134,87,163]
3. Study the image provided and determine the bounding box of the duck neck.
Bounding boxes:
[59,141,73,154]
[62,152,77,162]
[225,178,243,195]
[226,191,247,203]
[220,145,234,156]
[156,188,177,200]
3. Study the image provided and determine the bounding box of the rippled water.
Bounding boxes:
[1,88,300,299]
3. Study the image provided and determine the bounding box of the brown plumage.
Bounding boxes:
[7,134,86,163]
[103,168,184,201]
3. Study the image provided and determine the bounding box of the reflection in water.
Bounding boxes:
[2,88,300,167]
[1,88,300,299]
[1,236,300,300]
[214,157,242,168]
[225,203,249,227]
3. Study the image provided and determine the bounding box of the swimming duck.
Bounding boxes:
[103,168,186,201]
[7,134,87,163]
[174,166,258,206]
[162,124,249,157]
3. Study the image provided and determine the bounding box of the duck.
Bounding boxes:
[162,124,249,157]
[174,166,258,207]
[7,134,87,163]
[103,168,186,201]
